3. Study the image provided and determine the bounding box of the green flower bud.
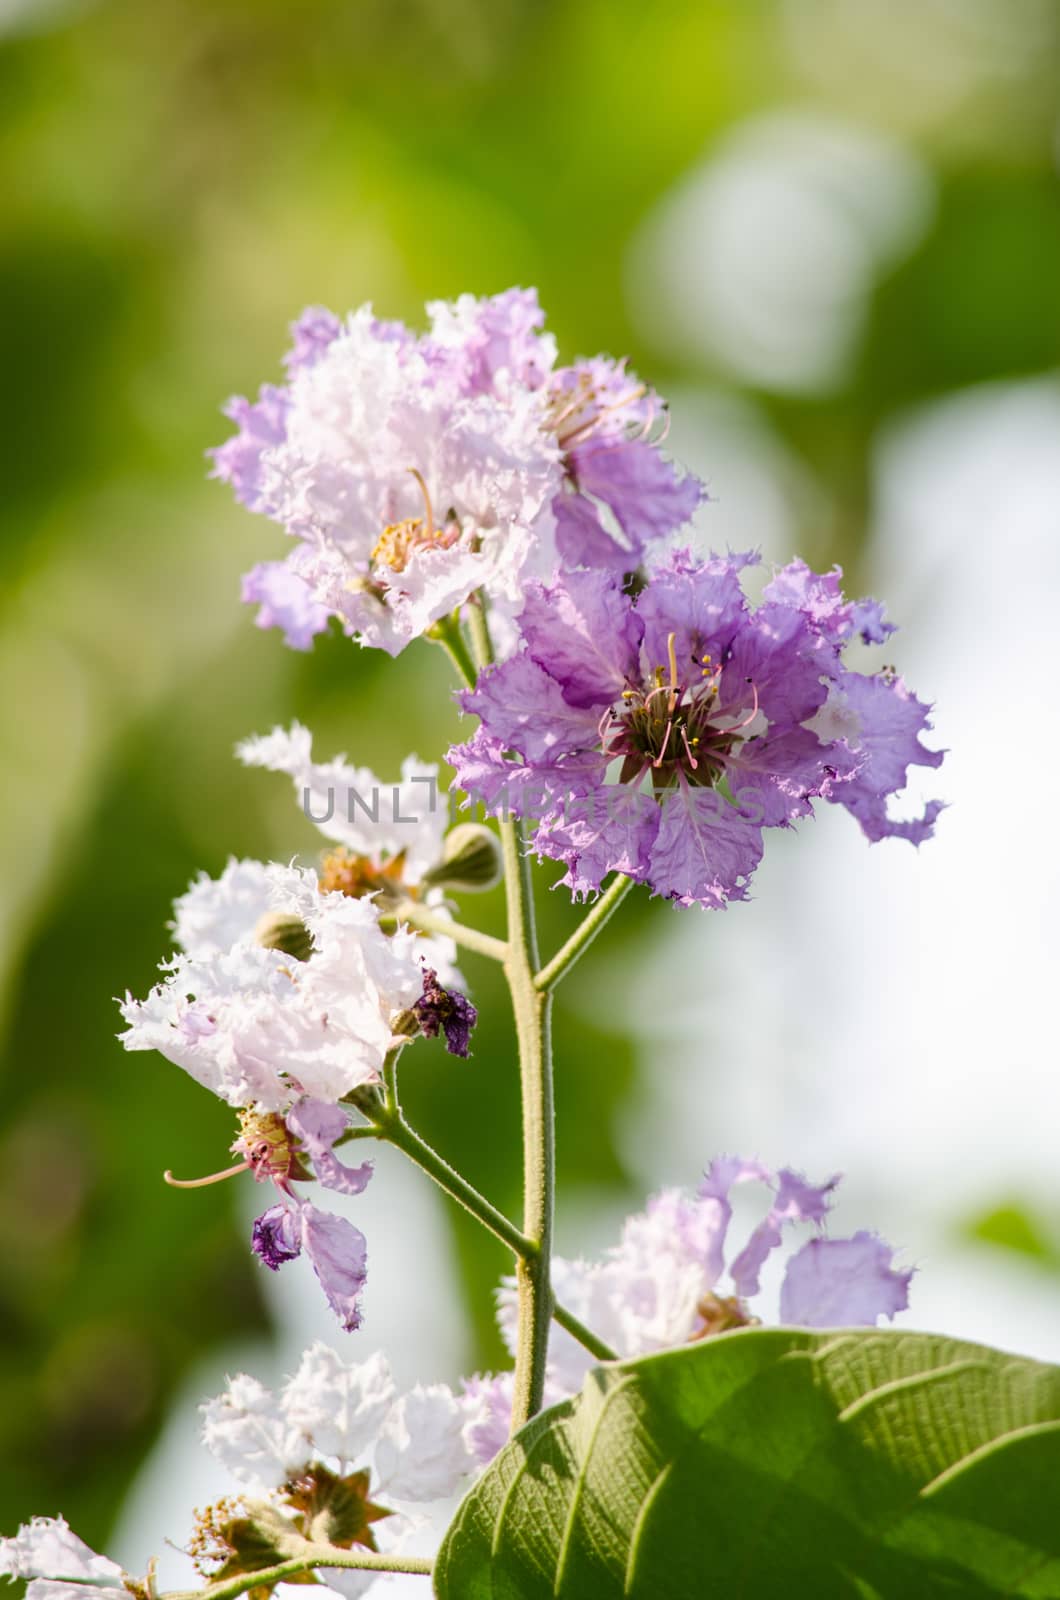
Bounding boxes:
[423,823,503,893]
[253,911,314,963]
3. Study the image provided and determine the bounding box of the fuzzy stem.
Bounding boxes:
[502,814,555,1428]
[162,1546,432,1600]
[389,899,508,964]
[533,873,636,992]
[465,591,555,1428]
[375,1106,537,1260]
[358,1092,616,1364]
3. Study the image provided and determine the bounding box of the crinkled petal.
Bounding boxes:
[285,306,342,372]
[637,547,756,681]
[282,1343,395,1466]
[458,655,603,763]
[719,603,834,726]
[459,1372,516,1467]
[238,724,446,880]
[729,1168,838,1298]
[241,554,333,650]
[171,858,274,958]
[779,1232,913,1326]
[286,1099,373,1196]
[518,571,642,710]
[210,385,289,513]
[200,1372,310,1488]
[530,783,656,900]
[553,490,636,574]
[425,287,555,395]
[724,727,847,829]
[813,672,945,845]
[300,1203,369,1333]
[647,785,763,908]
[0,1520,124,1589]
[569,436,703,548]
[374,1384,475,1501]
[763,559,895,648]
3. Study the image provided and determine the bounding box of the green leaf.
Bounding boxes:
[434,1328,1060,1599]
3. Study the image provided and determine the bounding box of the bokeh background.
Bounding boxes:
[2,0,1059,1580]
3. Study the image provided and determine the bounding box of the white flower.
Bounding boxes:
[0,1519,127,1600]
[119,864,423,1110]
[281,1344,396,1467]
[172,858,274,958]
[373,1384,476,1503]
[199,1348,473,1499]
[200,1373,311,1491]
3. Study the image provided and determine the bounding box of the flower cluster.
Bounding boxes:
[1,1343,480,1600]
[213,289,702,655]
[119,729,482,1329]
[0,1156,912,1600]
[450,554,944,905]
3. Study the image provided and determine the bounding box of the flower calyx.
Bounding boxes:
[281,1464,393,1552]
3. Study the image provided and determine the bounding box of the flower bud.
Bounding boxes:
[253,911,314,962]
[423,824,502,893]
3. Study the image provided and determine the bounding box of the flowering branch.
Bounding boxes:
[533,873,636,992]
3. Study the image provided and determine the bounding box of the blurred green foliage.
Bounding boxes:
[0,0,1057,1554]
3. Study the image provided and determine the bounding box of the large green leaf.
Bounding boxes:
[434,1328,1060,1599]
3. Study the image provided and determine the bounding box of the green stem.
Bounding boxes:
[466,589,554,1428]
[390,899,508,964]
[360,1093,617,1365]
[466,593,495,671]
[534,873,635,992]
[552,1302,617,1363]
[375,1106,537,1261]
[502,814,554,1429]
[162,1546,431,1600]
[425,611,477,688]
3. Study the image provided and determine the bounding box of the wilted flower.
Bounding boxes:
[449,552,944,905]
[412,967,478,1058]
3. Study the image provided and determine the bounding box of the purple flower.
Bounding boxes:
[413,967,478,1058]
[449,552,944,907]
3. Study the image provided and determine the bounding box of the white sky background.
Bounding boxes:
[112,104,1060,1595]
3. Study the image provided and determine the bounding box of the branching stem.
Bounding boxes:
[534,873,635,992]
